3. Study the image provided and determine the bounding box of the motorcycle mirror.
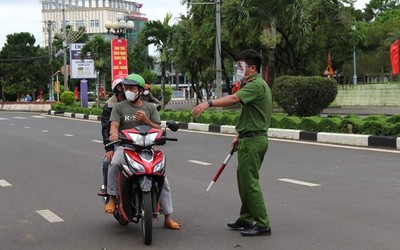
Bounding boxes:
[166,121,179,132]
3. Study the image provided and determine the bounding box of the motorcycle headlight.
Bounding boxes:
[154,155,166,173]
[128,132,158,147]
[126,156,145,174]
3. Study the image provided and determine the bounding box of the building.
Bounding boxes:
[41,0,147,48]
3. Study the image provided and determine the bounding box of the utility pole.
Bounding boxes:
[62,0,69,91]
[215,0,222,114]
[47,21,54,101]
[189,0,222,114]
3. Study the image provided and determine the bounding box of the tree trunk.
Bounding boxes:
[268,47,275,88]
[161,61,166,110]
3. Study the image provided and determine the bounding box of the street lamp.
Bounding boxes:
[104,13,135,39]
[351,25,357,85]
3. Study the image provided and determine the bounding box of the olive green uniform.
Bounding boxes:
[235,73,272,228]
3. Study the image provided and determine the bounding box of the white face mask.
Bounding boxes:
[143,90,149,95]
[125,90,138,102]
[235,62,248,81]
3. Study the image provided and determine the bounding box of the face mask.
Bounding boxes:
[143,90,149,96]
[235,62,248,81]
[125,90,138,102]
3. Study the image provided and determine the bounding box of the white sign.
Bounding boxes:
[70,43,96,79]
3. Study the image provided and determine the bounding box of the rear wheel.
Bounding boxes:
[142,192,153,245]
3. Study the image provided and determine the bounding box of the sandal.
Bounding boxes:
[164,220,182,230]
[104,197,116,214]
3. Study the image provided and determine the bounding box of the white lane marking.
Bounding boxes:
[0,180,12,187]
[31,115,46,119]
[12,117,27,119]
[9,123,15,126]
[0,118,9,120]
[41,130,49,133]
[36,210,64,223]
[64,134,74,137]
[24,126,31,129]
[188,160,212,166]
[92,140,102,143]
[278,178,320,187]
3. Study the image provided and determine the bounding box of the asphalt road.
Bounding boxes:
[1,111,399,250]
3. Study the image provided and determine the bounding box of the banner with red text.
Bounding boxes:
[390,40,399,75]
[111,39,128,80]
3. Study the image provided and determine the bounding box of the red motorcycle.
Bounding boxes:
[104,121,179,245]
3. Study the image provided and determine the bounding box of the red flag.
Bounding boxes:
[100,86,104,99]
[390,40,399,75]
[327,51,332,65]
[74,86,79,100]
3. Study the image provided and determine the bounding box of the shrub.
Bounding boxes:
[389,123,400,137]
[299,117,319,132]
[318,117,341,132]
[359,121,385,135]
[150,85,172,105]
[339,115,364,133]
[60,91,76,106]
[363,115,387,122]
[51,103,66,112]
[272,76,338,117]
[387,115,400,124]
[194,112,214,124]
[279,116,301,129]
[178,112,191,123]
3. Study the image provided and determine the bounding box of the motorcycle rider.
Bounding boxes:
[98,74,127,196]
[105,73,182,230]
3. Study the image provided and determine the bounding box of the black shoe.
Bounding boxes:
[227,218,253,230]
[240,224,271,236]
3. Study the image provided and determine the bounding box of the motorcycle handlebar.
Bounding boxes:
[105,139,121,148]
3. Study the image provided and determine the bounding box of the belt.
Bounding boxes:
[238,131,266,139]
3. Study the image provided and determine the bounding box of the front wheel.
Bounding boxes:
[142,192,153,245]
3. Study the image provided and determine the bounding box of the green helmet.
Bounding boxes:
[122,73,145,89]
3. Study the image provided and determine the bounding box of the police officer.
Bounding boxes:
[192,49,272,236]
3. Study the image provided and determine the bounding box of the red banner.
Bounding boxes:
[390,40,399,75]
[111,39,128,81]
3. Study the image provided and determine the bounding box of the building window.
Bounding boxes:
[76,20,85,28]
[90,20,99,28]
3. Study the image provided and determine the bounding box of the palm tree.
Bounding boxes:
[141,13,175,110]
[81,35,111,108]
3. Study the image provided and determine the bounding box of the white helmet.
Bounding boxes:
[111,74,128,93]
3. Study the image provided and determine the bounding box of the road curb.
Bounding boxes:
[47,110,400,150]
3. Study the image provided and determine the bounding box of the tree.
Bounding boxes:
[225,0,295,87]
[171,10,215,102]
[81,35,111,107]
[141,13,175,109]
[0,32,49,101]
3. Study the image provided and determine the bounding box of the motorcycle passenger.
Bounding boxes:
[98,74,127,196]
[105,73,182,230]
[142,83,162,108]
